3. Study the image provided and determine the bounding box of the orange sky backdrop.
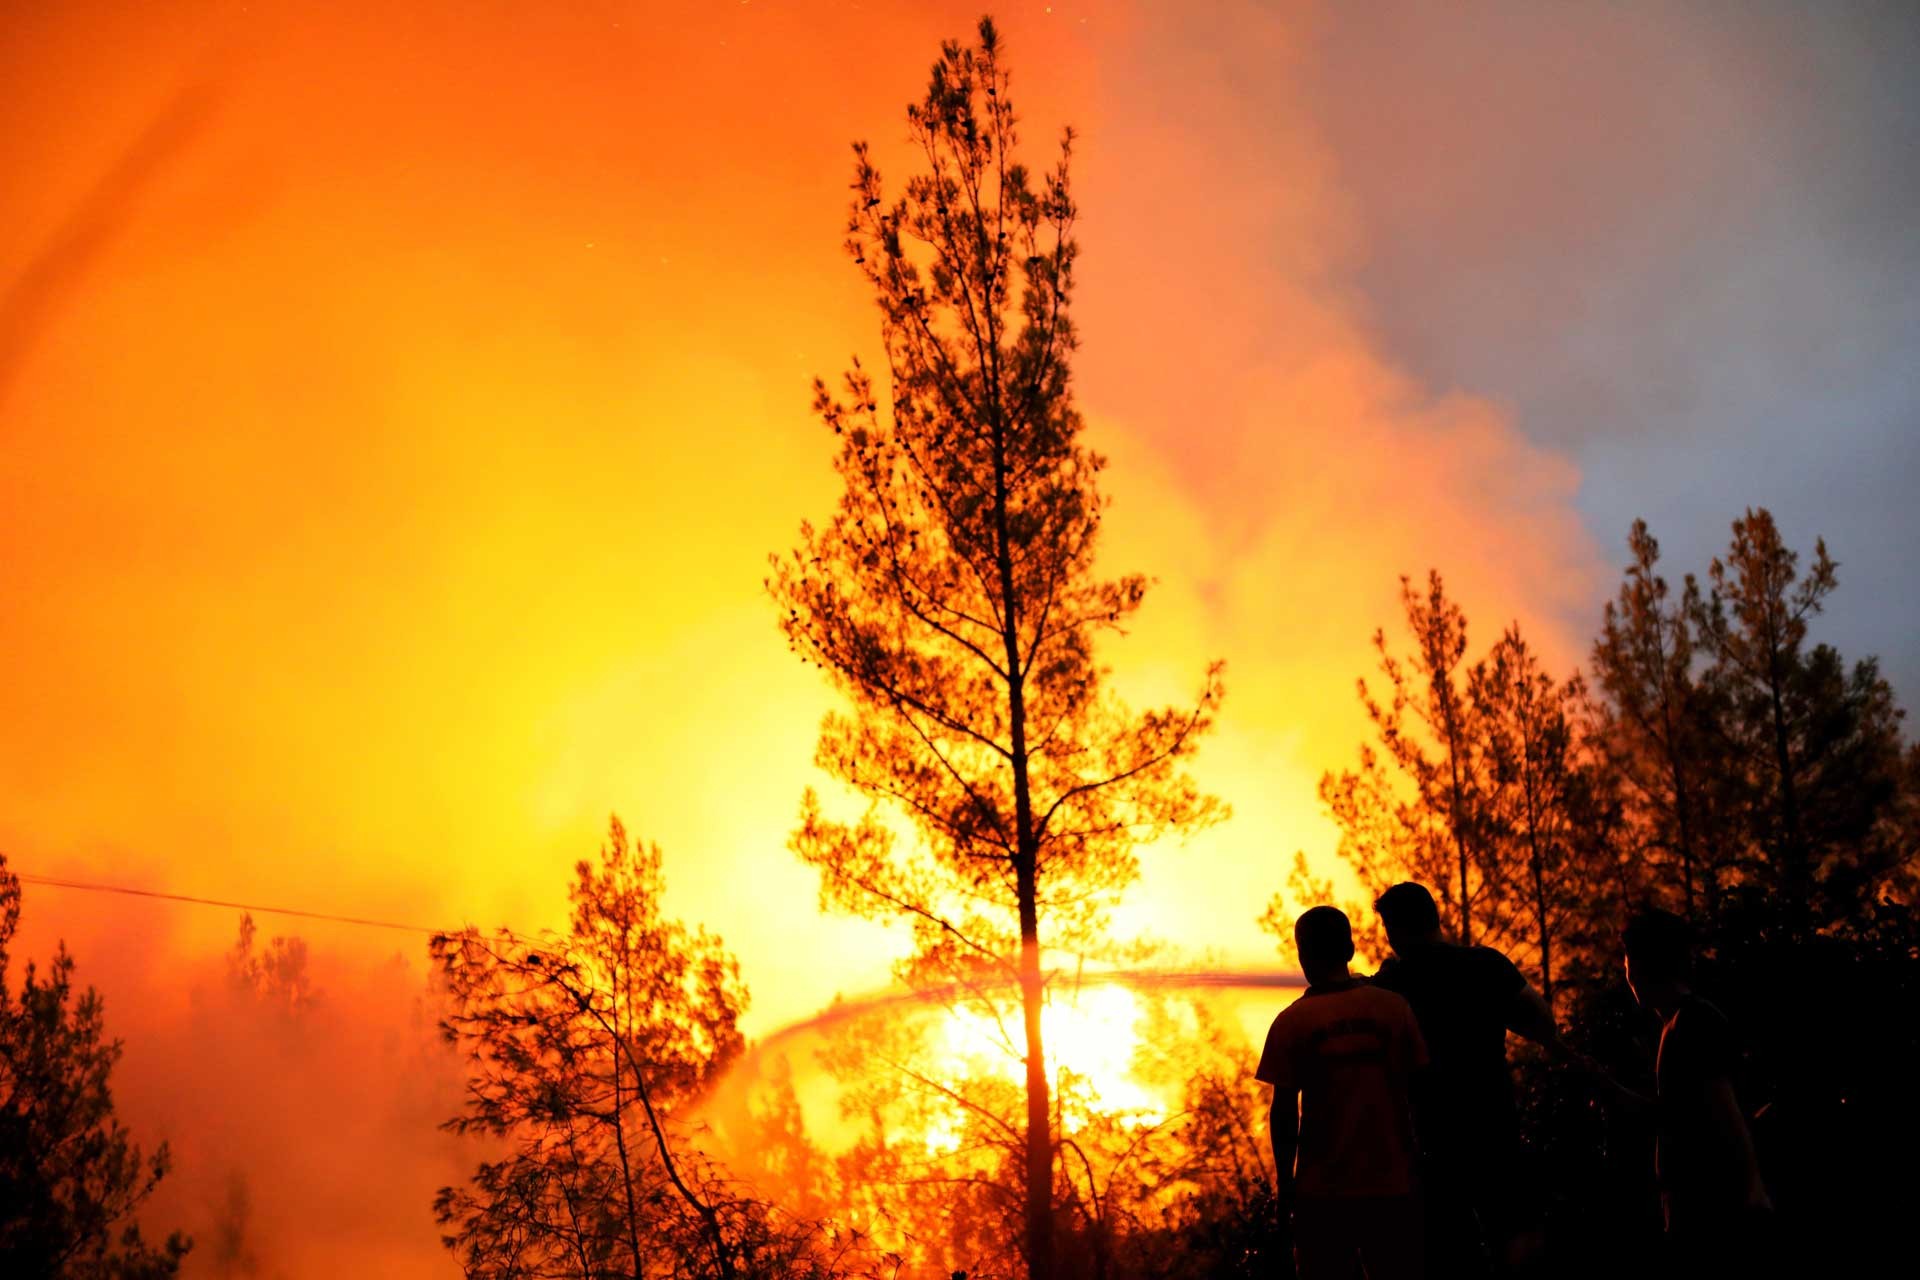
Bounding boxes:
[0,1,1672,1272]
[2,0,1598,1007]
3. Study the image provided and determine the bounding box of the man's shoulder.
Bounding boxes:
[1355,981,1416,1018]
[1265,991,1317,1036]
[1671,995,1734,1040]
[1266,984,1410,1046]
[1261,992,1318,1064]
[1376,944,1523,1012]
[1272,980,1401,1018]
[1322,980,1415,1019]
[1461,944,1525,986]
[1374,943,1475,982]
[1371,956,1437,1005]
[1661,996,1737,1079]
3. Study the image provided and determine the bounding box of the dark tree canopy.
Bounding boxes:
[0,856,190,1279]
[1471,625,1617,1012]
[1589,520,1720,913]
[1299,582,1628,1009]
[1691,507,1908,926]
[1303,509,1913,974]
[1318,571,1496,945]
[1292,508,1918,1274]
[430,820,846,1280]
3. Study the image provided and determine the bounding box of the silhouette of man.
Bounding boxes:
[1258,905,1427,1280]
[1622,908,1771,1275]
[1370,882,1563,1275]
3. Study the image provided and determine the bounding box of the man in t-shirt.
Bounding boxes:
[1258,905,1428,1280]
[1370,882,1565,1275]
[1622,908,1770,1275]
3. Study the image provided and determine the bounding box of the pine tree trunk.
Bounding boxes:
[1659,666,1699,918]
[1521,719,1552,1013]
[1767,651,1807,922]
[994,406,1053,1280]
[1447,741,1473,947]
[1530,832,1552,1015]
[1671,756,1697,918]
[1016,855,1052,1280]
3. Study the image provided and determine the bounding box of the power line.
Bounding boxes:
[12,871,443,936]
[10,866,1306,1054]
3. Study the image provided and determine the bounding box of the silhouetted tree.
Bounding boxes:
[816,1003,1028,1275]
[1692,508,1908,926]
[1694,508,1833,906]
[1471,625,1595,1012]
[1322,571,1497,944]
[225,913,317,1015]
[1889,742,1920,905]
[0,856,191,1278]
[808,986,1279,1280]
[705,1057,833,1233]
[1274,512,1919,1274]
[1589,520,1726,916]
[203,1173,262,1280]
[769,20,1222,1278]
[1320,595,1631,1000]
[431,820,846,1280]
[1111,1002,1283,1280]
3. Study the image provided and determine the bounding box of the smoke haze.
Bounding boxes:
[4,3,1909,1273]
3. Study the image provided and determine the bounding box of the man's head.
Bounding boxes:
[1295,906,1356,986]
[1622,907,1693,1012]
[1375,882,1443,954]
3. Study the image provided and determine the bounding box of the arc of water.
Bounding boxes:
[729,965,1307,1083]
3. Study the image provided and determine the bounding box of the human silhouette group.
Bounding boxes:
[1258,886,1770,1278]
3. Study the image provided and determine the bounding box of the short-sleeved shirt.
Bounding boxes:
[1256,980,1428,1198]
[1372,942,1526,1156]
[1656,996,1742,1217]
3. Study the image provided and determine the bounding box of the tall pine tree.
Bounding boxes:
[770,21,1222,1277]
[1590,520,1723,915]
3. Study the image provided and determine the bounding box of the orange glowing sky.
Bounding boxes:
[13,1,1910,1272]
[2,0,1599,1022]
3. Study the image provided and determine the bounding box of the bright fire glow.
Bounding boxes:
[3,3,1615,1269]
[923,985,1164,1152]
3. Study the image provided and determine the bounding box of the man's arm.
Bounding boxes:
[1269,1091,1298,1205]
[1706,1075,1771,1213]
[1505,981,1562,1051]
[1505,981,1650,1107]
[1254,1016,1295,1205]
